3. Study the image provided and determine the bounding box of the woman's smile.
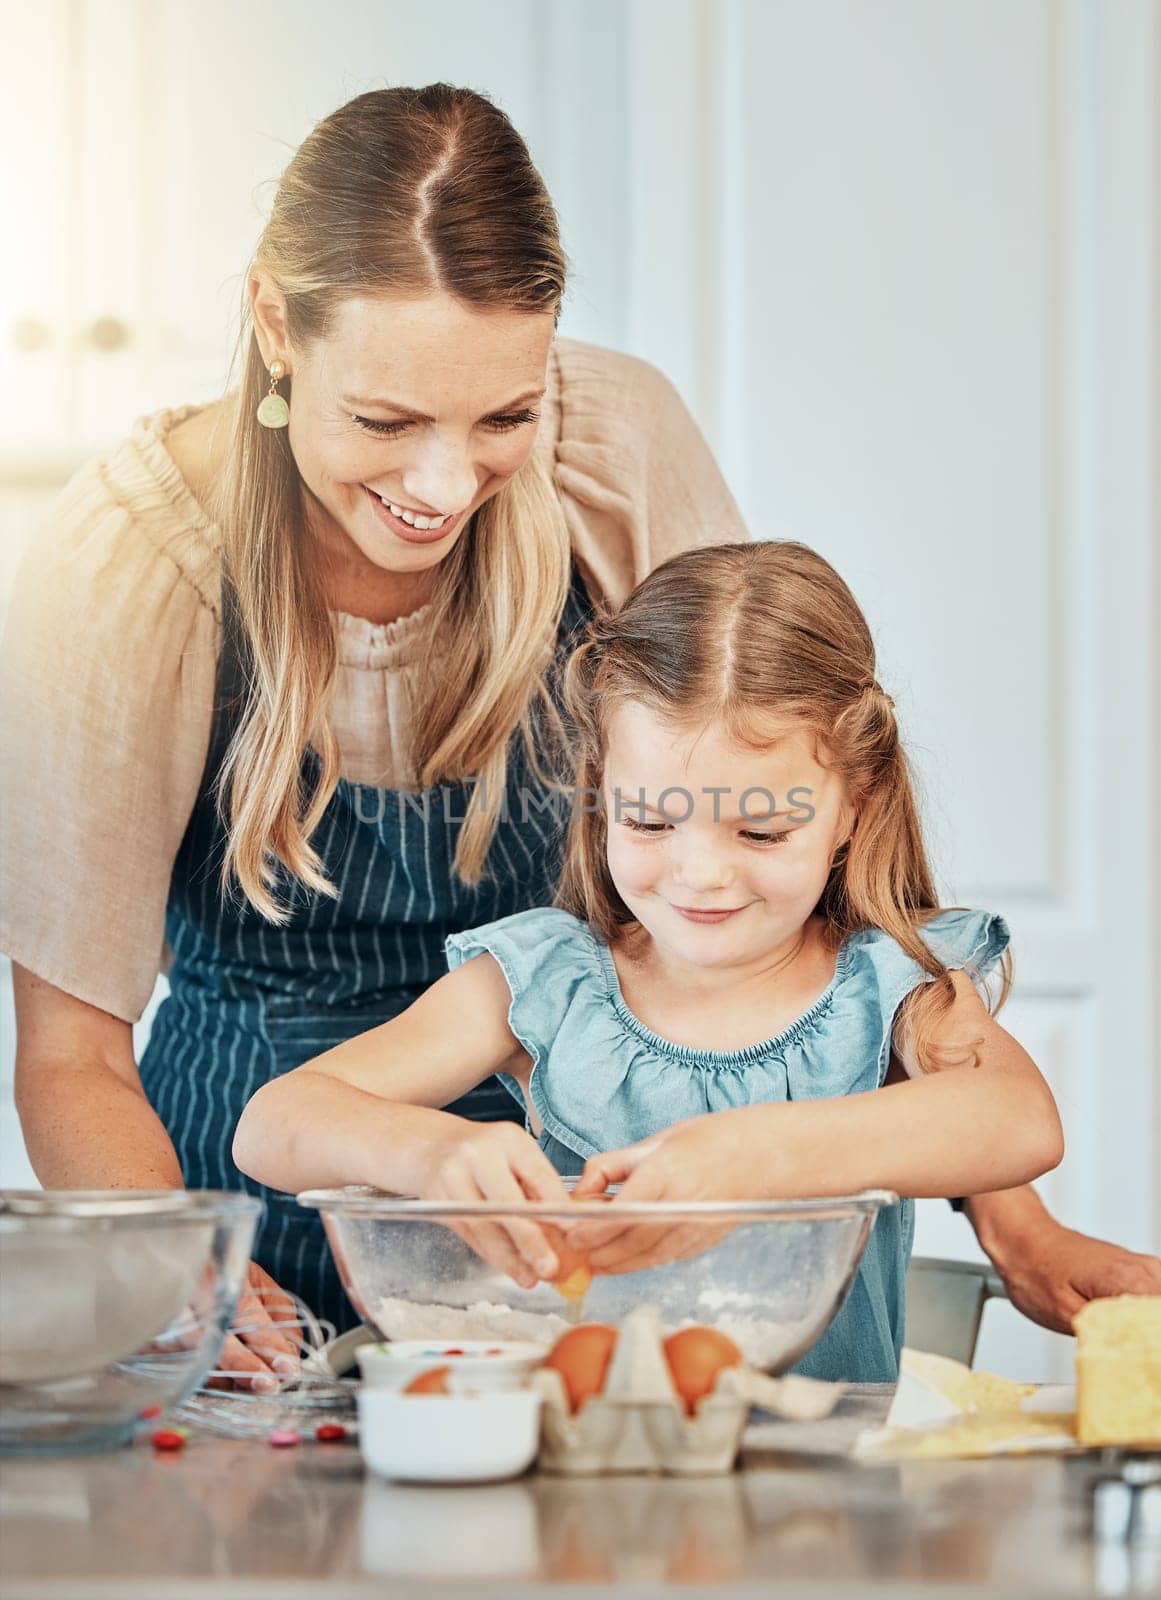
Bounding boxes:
[362,485,465,545]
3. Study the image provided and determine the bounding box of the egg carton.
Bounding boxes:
[532,1305,840,1476]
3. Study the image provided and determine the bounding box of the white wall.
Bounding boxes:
[616,0,1161,1384]
[2,0,1158,1380]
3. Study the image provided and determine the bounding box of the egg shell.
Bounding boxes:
[663,1327,745,1416]
[542,1325,618,1414]
[357,1340,544,1394]
[542,1226,593,1287]
[403,1364,453,1395]
[534,1307,749,1475]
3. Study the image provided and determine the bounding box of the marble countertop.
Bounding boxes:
[1,1389,1155,1599]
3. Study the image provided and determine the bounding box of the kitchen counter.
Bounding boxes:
[0,1389,1155,1599]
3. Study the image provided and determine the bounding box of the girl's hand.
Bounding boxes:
[416,1121,572,1288]
[568,1115,753,1273]
[574,1111,763,1205]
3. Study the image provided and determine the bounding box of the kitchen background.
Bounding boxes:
[0,0,1157,1382]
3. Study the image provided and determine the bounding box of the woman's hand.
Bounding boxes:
[1002,1227,1161,1333]
[966,1188,1161,1333]
[415,1120,572,1288]
[210,1261,304,1391]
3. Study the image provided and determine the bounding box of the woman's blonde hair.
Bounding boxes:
[213,85,571,922]
[556,541,1012,1073]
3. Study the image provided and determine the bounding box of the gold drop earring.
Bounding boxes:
[256,359,290,428]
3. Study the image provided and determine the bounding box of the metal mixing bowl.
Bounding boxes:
[298,1187,895,1373]
[0,1190,260,1454]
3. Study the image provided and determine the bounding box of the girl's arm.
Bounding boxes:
[232,953,568,1282]
[573,972,1063,1261]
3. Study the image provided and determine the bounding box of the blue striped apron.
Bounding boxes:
[138,561,593,1331]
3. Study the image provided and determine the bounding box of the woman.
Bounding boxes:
[3,85,1155,1385]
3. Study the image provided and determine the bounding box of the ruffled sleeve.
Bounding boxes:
[546,339,750,607]
[800,909,1011,1098]
[0,421,220,1023]
[913,907,1011,992]
[443,907,616,1149]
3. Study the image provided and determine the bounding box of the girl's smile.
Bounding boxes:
[671,903,754,924]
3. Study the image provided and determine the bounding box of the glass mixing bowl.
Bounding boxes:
[0,1190,260,1455]
[298,1187,895,1373]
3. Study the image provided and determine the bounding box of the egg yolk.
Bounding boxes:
[544,1225,595,1322]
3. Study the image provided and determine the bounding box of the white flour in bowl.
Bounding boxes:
[705,1313,817,1370]
[373,1295,815,1371]
[690,1288,819,1370]
[373,1297,570,1347]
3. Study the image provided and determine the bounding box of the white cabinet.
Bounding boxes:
[0,3,73,464]
[0,0,628,476]
[0,0,196,465]
[627,0,1160,1381]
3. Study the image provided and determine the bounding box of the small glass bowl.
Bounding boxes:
[0,1189,260,1455]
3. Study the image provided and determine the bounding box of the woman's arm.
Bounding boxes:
[12,963,302,1386]
[14,962,185,1188]
[572,971,1063,1253]
[964,1185,1161,1331]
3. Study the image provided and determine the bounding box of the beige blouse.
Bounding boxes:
[0,339,747,1024]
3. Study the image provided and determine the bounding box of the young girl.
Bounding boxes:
[233,541,1063,1382]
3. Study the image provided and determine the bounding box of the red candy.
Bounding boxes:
[139,1404,164,1420]
[442,1347,465,1356]
[150,1429,186,1452]
[315,1423,347,1443]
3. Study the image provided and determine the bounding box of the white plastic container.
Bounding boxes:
[356,1338,545,1393]
[358,1388,543,1483]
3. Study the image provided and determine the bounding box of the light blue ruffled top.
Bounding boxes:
[444,905,1010,1383]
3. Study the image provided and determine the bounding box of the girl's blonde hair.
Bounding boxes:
[556,541,1012,1073]
[213,85,571,922]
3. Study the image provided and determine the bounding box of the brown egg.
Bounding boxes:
[543,1324,619,1413]
[663,1327,744,1415]
[403,1364,452,1395]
